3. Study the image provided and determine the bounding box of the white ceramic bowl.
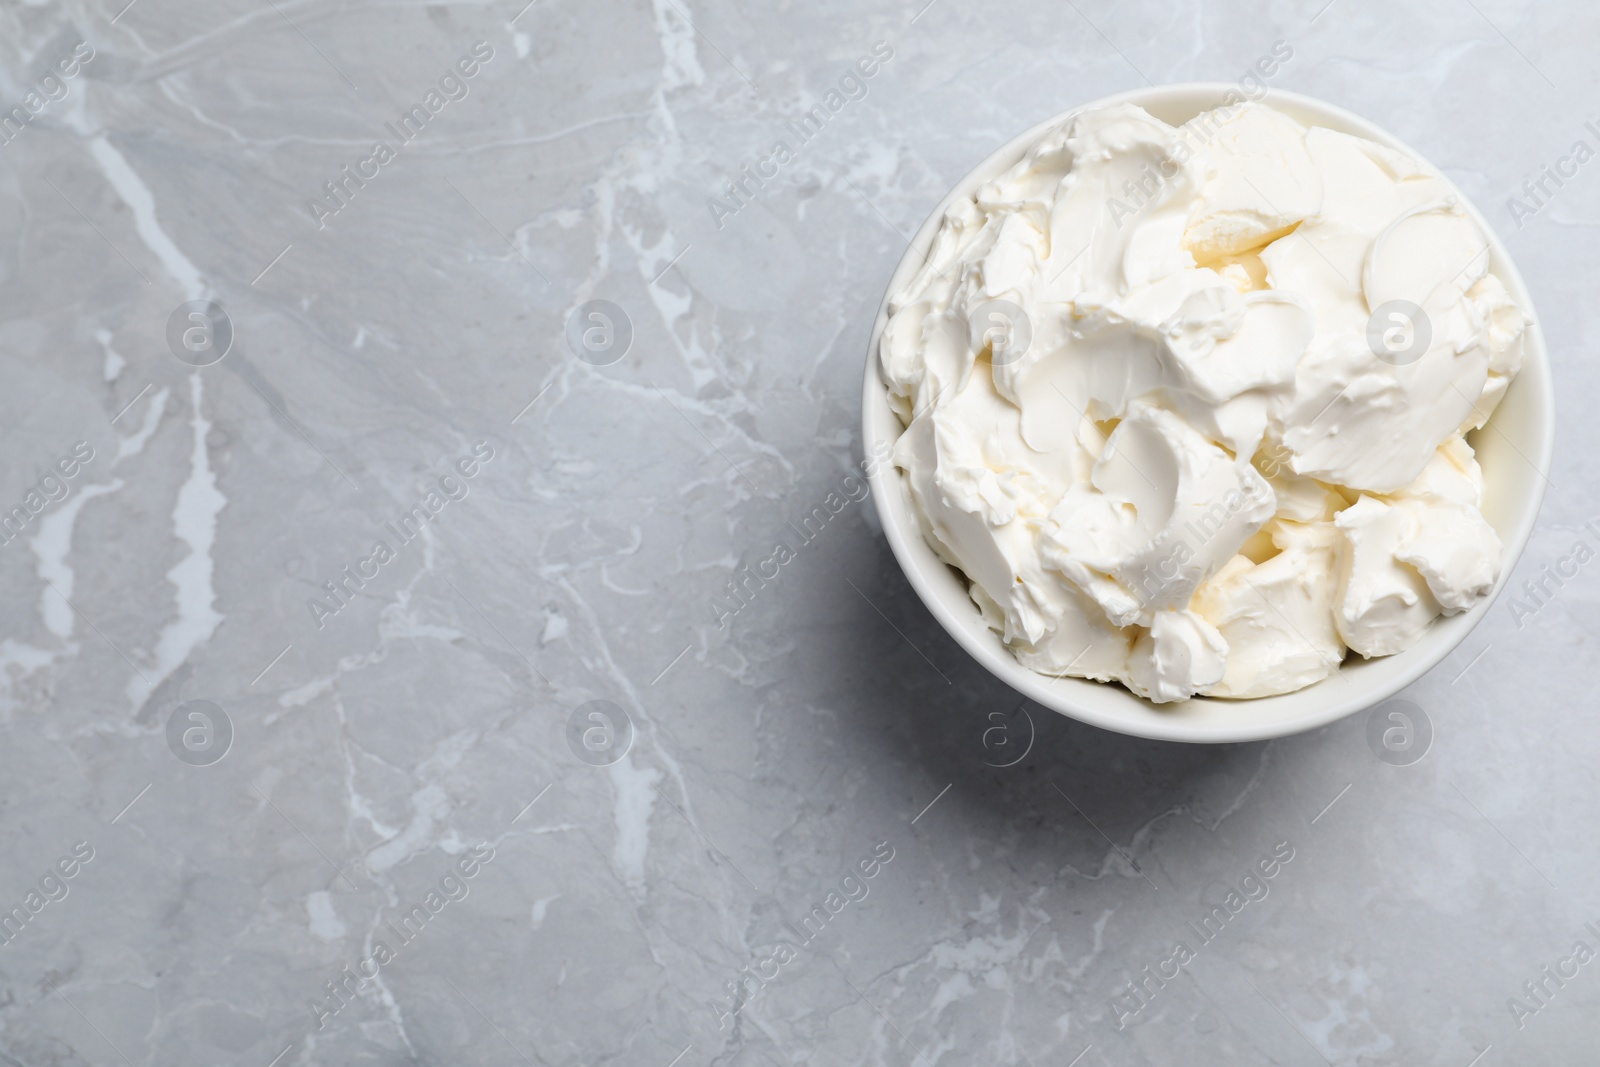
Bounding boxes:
[862,83,1553,743]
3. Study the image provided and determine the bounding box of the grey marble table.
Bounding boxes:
[0,0,1593,1064]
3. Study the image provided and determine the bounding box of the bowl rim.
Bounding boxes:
[860,82,1555,743]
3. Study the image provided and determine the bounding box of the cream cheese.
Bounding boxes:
[881,101,1527,701]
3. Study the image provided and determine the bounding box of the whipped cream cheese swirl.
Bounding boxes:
[880,102,1527,702]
